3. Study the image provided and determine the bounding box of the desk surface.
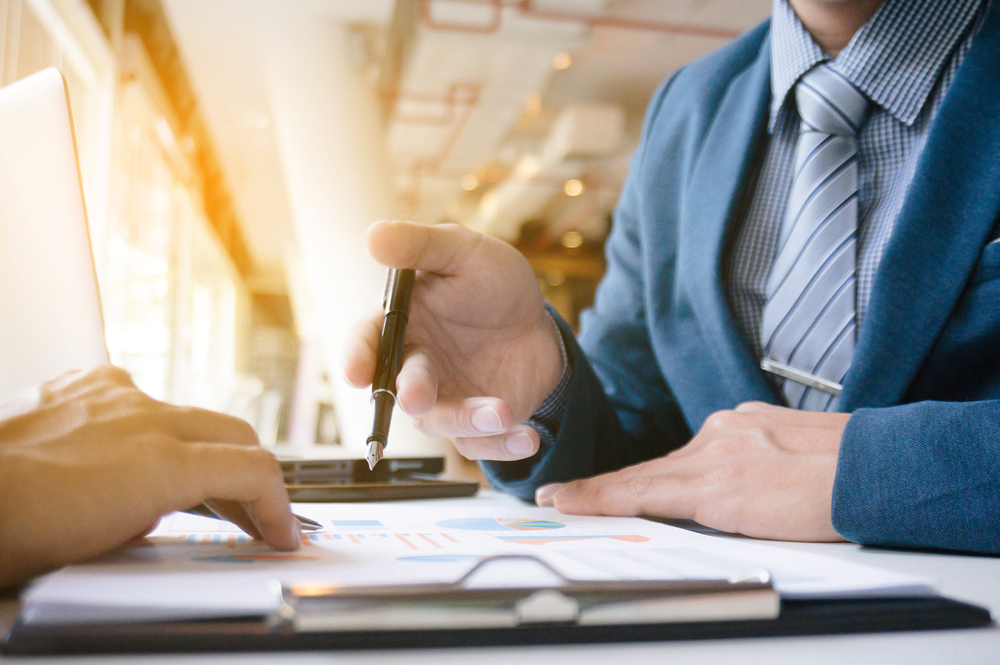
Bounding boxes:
[2,492,997,664]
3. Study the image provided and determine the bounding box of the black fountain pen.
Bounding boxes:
[367,268,416,470]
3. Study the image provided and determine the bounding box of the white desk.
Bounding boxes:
[2,492,998,664]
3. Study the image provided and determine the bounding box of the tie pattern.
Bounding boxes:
[761,64,870,412]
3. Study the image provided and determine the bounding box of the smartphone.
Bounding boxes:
[277,455,479,502]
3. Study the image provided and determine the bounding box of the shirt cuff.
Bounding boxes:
[526,308,573,442]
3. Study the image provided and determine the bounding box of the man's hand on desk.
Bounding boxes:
[536,402,850,542]
[342,220,565,461]
[0,366,299,588]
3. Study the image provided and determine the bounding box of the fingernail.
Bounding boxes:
[506,431,534,456]
[292,519,302,548]
[472,405,504,434]
[535,484,562,504]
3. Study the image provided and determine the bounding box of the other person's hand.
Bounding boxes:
[342,221,565,461]
[0,366,299,587]
[536,402,850,542]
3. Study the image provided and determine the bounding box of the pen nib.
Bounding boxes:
[366,439,384,470]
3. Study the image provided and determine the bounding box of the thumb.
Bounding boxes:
[366,221,482,277]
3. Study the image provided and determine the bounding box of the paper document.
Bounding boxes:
[21,503,934,625]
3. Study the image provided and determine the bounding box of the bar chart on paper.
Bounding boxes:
[139,504,936,599]
[143,506,661,574]
[151,512,479,565]
[302,507,654,551]
[304,530,462,551]
[285,506,660,569]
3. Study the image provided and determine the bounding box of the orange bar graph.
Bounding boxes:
[418,534,443,549]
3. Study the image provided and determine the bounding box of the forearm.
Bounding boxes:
[833,399,1000,553]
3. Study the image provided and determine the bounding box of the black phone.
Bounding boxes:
[277,455,479,502]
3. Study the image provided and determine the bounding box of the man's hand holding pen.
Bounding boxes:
[342,220,565,462]
[343,220,849,543]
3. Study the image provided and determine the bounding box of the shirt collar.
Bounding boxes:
[769,0,825,131]
[769,0,986,131]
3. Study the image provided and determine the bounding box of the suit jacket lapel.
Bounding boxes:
[678,39,780,406]
[839,3,1000,410]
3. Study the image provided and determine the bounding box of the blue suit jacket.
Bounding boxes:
[485,6,1000,554]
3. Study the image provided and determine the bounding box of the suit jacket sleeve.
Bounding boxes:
[480,76,693,500]
[833,400,1000,553]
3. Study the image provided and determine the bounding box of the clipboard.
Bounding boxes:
[1,555,992,655]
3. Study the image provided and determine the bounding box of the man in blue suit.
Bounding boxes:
[344,0,1000,553]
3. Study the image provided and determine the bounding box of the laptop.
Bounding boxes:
[0,67,109,403]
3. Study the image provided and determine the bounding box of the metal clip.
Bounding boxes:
[760,358,842,396]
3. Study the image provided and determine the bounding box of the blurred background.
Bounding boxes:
[0,0,770,476]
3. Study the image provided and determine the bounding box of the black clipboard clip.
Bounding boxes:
[275,555,779,632]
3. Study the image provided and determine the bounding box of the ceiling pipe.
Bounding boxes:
[516,0,742,39]
[384,82,480,126]
[391,83,483,215]
[418,0,503,33]
[409,0,742,40]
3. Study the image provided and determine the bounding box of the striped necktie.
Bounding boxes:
[760,63,870,412]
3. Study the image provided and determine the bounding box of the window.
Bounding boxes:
[3,0,247,410]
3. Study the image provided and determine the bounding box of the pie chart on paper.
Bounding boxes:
[434,518,566,531]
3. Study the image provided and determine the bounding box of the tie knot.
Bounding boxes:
[795,64,869,136]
